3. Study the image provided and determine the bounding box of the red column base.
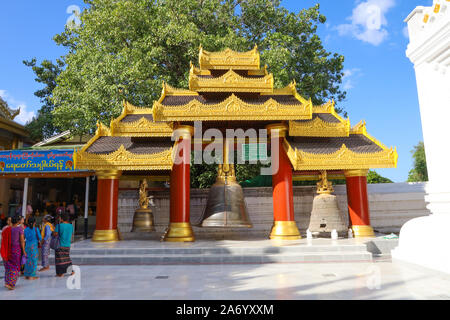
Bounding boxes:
[345,170,375,238]
[93,171,121,242]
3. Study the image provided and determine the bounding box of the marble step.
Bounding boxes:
[47,251,372,265]
[67,244,369,256]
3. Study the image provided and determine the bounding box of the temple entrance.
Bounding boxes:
[74,46,397,243]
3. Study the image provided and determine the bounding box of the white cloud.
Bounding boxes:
[342,68,362,90]
[336,0,396,46]
[15,104,35,125]
[0,89,35,125]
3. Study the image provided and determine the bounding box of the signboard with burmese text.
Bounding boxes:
[0,149,78,173]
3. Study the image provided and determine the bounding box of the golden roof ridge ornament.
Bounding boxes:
[199,45,260,70]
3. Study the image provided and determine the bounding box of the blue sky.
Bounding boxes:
[0,0,433,182]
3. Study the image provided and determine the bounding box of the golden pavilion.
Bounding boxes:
[74,45,397,242]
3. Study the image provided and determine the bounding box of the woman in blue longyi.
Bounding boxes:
[24,217,42,280]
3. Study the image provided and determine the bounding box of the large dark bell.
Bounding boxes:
[197,178,252,228]
[131,208,155,232]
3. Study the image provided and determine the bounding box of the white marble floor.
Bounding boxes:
[1,259,449,300]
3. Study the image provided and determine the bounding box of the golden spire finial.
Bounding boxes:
[317,170,334,195]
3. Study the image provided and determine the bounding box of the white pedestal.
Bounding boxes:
[391,213,450,274]
[393,2,450,274]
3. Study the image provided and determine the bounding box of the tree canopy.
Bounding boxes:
[367,170,393,184]
[46,0,346,135]
[407,141,428,182]
[23,58,64,141]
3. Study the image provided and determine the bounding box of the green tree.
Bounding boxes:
[367,170,393,184]
[23,58,65,141]
[407,141,428,182]
[50,0,346,135]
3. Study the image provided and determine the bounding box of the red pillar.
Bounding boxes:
[92,170,121,242]
[267,124,301,240]
[344,169,375,237]
[164,125,195,242]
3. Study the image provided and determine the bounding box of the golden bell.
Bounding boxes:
[131,208,155,232]
[131,178,155,232]
[198,169,252,228]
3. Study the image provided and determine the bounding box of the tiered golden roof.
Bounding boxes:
[75,45,397,174]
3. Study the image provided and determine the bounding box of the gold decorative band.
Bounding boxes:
[344,169,369,178]
[266,123,288,138]
[96,170,122,180]
[351,225,375,238]
[163,222,195,242]
[173,125,194,140]
[92,229,120,242]
[269,221,301,240]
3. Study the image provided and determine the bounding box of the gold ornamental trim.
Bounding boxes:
[113,116,173,137]
[109,101,173,137]
[289,99,350,137]
[269,221,301,240]
[157,82,198,105]
[162,222,195,242]
[264,81,310,105]
[92,229,120,242]
[199,45,260,70]
[266,123,288,138]
[74,145,174,171]
[189,68,274,93]
[96,170,122,180]
[174,125,194,140]
[77,121,112,157]
[283,138,398,171]
[350,120,388,150]
[152,93,312,121]
[289,116,350,137]
[344,169,369,178]
[351,225,375,238]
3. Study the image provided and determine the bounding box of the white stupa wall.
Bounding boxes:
[392,0,450,273]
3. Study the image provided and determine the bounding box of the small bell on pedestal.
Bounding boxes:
[308,171,348,238]
[131,179,155,232]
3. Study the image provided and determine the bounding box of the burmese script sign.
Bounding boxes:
[0,149,77,173]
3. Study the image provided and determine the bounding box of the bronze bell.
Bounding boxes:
[308,171,348,238]
[197,139,252,228]
[131,179,155,232]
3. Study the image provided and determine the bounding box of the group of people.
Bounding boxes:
[0,212,74,290]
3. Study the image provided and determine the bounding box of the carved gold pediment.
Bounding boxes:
[289,116,350,137]
[112,116,173,137]
[74,145,173,171]
[189,69,273,93]
[199,45,260,70]
[283,139,398,171]
[152,93,312,121]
